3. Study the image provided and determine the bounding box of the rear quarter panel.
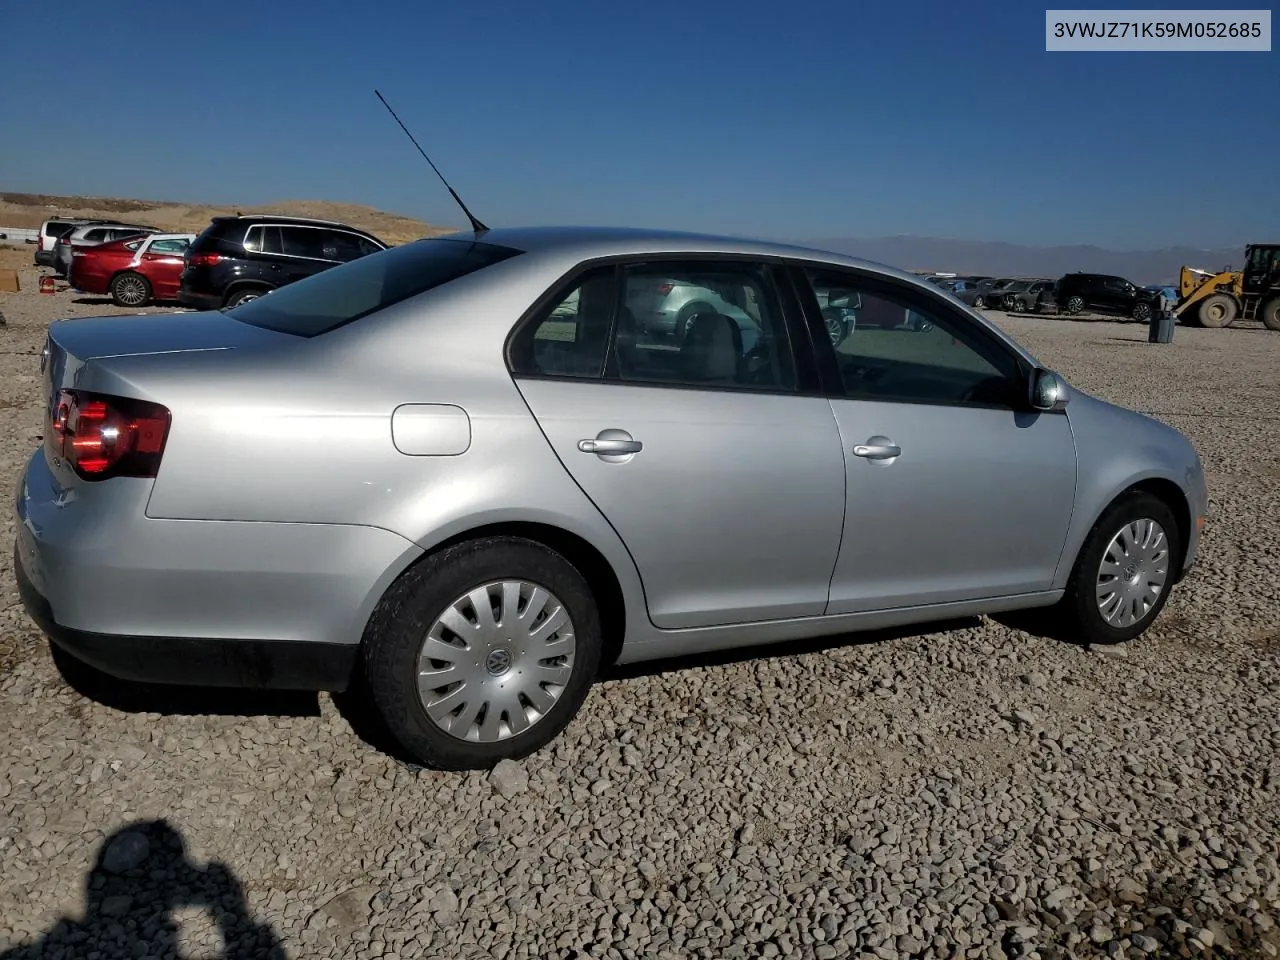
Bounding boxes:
[111,252,653,637]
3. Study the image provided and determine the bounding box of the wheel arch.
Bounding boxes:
[1057,474,1195,590]
[222,279,274,304]
[370,520,630,669]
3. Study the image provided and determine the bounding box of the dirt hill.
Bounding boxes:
[0,192,452,245]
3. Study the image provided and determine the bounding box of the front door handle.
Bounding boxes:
[852,436,901,460]
[579,437,642,455]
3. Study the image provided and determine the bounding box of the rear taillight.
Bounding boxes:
[655,283,674,296]
[49,389,170,481]
[189,253,222,267]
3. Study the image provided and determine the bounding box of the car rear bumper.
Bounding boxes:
[13,450,422,691]
[15,556,359,690]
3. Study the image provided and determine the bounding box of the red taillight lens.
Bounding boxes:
[48,389,171,481]
[189,253,222,267]
[655,283,674,296]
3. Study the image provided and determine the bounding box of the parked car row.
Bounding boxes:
[922,271,1165,322]
[34,213,390,308]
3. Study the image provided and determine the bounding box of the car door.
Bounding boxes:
[510,258,847,630]
[792,265,1078,614]
[139,237,190,299]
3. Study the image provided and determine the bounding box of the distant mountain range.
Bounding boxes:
[800,235,1243,286]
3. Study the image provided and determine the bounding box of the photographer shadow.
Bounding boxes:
[0,819,287,960]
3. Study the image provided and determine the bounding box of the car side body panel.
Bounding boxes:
[1053,386,1206,584]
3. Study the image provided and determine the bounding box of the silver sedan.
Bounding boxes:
[14,226,1208,770]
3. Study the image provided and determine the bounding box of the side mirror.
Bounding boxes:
[1029,368,1069,412]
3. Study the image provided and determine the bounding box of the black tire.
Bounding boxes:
[1055,491,1182,646]
[822,310,849,346]
[1260,296,1280,332]
[973,296,986,309]
[1065,295,1085,315]
[675,301,715,342]
[360,536,603,770]
[110,271,152,308]
[1195,293,1237,329]
[224,287,268,308]
[1131,301,1152,322]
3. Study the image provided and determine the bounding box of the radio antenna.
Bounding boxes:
[374,88,489,234]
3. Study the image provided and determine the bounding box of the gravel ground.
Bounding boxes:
[1,262,1278,960]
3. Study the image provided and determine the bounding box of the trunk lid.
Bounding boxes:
[45,310,292,362]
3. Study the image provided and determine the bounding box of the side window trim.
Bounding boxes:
[602,256,804,396]
[506,262,621,383]
[789,263,1032,409]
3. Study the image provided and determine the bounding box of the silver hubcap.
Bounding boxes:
[117,277,146,305]
[1096,518,1169,628]
[826,316,843,343]
[416,580,576,743]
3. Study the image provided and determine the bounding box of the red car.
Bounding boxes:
[69,232,196,307]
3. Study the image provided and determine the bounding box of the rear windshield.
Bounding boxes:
[226,237,523,337]
[45,222,78,238]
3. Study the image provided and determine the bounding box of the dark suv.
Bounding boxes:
[1055,272,1160,321]
[178,215,388,309]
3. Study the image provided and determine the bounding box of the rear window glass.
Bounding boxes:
[227,238,523,337]
[45,222,78,238]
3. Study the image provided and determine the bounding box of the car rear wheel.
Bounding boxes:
[973,296,986,309]
[110,272,151,308]
[224,287,267,308]
[1131,301,1153,322]
[1260,296,1280,332]
[1056,491,1181,646]
[360,536,603,770]
[1065,296,1085,315]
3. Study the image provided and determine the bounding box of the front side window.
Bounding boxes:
[611,261,797,391]
[800,269,1022,407]
[320,230,376,263]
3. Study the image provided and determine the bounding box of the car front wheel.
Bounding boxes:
[1065,296,1085,315]
[1132,302,1153,322]
[361,536,603,770]
[1057,491,1182,646]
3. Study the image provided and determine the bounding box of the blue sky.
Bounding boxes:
[2,0,1276,249]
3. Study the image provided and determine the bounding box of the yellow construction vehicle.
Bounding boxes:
[1174,243,1280,330]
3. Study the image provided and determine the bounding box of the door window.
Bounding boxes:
[508,266,616,380]
[318,230,376,262]
[280,226,328,260]
[149,238,189,255]
[800,269,1022,407]
[610,261,797,392]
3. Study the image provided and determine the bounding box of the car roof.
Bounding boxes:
[212,214,365,228]
[427,225,937,286]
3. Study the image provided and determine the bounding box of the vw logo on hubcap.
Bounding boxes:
[485,649,512,676]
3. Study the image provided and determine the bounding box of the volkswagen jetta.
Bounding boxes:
[14,226,1208,769]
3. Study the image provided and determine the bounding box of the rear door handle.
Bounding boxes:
[579,438,642,455]
[852,436,901,460]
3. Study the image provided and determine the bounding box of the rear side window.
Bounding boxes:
[227,238,523,337]
[281,226,328,260]
[85,229,109,242]
[45,222,77,239]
